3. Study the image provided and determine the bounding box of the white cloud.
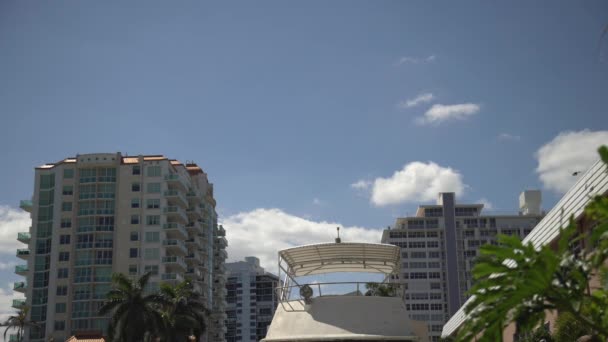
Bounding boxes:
[370,161,466,206]
[0,285,24,324]
[398,93,434,109]
[221,209,381,272]
[536,130,608,193]
[0,206,30,255]
[0,261,17,271]
[478,198,494,210]
[415,103,480,125]
[497,133,521,142]
[350,180,372,190]
[395,54,436,66]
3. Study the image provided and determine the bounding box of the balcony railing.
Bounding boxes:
[162,256,187,270]
[161,273,185,282]
[164,174,189,191]
[12,299,26,309]
[16,249,30,259]
[164,190,188,207]
[14,265,28,275]
[163,206,188,223]
[17,232,31,244]
[162,239,187,255]
[13,281,26,292]
[162,223,188,239]
[19,200,33,213]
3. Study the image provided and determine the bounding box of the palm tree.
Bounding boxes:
[155,279,209,342]
[99,272,164,342]
[1,306,39,342]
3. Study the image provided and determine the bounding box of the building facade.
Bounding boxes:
[16,153,227,341]
[380,191,543,342]
[225,257,280,342]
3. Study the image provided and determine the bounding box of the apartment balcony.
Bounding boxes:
[185,268,203,280]
[11,299,26,309]
[17,232,31,244]
[162,239,188,256]
[14,265,28,276]
[215,249,228,260]
[164,190,188,208]
[16,249,29,260]
[13,282,26,293]
[186,221,202,234]
[186,206,203,220]
[163,206,188,223]
[161,272,185,283]
[186,190,202,203]
[19,200,33,213]
[185,236,202,249]
[197,261,208,272]
[217,226,226,237]
[162,223,188,240]
[185,251,201,265]
[216,236,228,249]
[162,256,187,272]
[164,174,189,192]
[214,264,226,274]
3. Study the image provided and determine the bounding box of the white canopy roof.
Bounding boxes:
[279,242,400,277]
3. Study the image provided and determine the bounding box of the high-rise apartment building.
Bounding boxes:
[225,257,280,342]
[16,153,227,342]
[380,191,543,342]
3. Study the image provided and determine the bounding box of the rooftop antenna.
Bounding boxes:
[335,227,341,243]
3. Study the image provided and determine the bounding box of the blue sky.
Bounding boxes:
[0,1,608,322]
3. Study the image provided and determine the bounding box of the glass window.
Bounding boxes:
[59,252,70,262]
[147,166,161,177]
[130,232,139,241]
[62,186,73,196]
[132,165,141,175]
[129,265,138,275]
[60,218,72,228]
[146,183,161,193]
[144,248,159,260]
[129,248,138,258]
[132,183,140,192]
[55,303,66,313]
[145,232,160,242]
[146,215,160,225]
[131,215,140,225]
[131,198,140,208]
[57,286,68,296]
[63,169,74,179]
[60,235,71,244]
[146,199,160,209]
[61,202,72,212]
[144,265,159,275]
[54,320,66,331]
[58,268,69,279]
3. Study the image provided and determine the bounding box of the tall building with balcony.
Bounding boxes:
[380,191,543,342]
[15,153,227,341]
[225,257,280,342]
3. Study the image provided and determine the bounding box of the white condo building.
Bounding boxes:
[16,153,227,342]
[380,191,543,342]
[225,257,280,342]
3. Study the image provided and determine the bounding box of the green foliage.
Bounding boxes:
[455,145,608,342]
[364,282,398,297]
[554,311,593,342]
[517,325,554,342]
[99,273,210,342]
[0,307,39,342]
